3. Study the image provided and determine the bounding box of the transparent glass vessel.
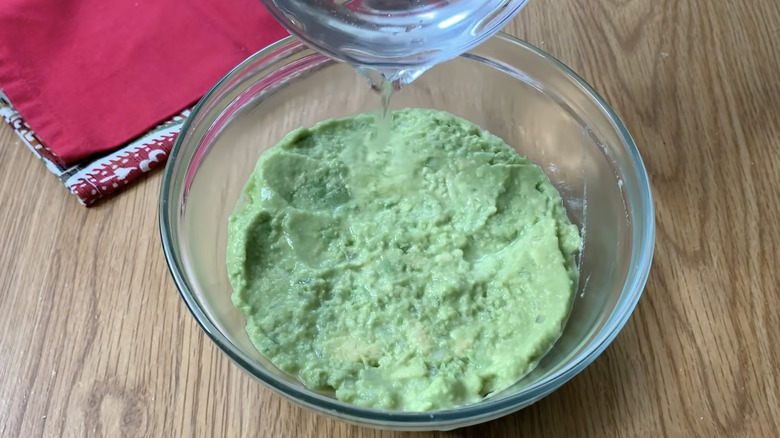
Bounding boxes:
[159,34,655,431]
[259,0,530,81]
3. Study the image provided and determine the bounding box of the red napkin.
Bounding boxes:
[0,0,287,206]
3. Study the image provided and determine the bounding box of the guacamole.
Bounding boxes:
[227,108,581,411]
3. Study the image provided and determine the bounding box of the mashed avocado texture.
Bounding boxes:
[227,108,581,411]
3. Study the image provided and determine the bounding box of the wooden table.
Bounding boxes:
[1,0,778,436]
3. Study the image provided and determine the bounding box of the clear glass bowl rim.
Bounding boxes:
[159,32,655,428]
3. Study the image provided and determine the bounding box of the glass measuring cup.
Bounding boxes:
[259,0,531,83]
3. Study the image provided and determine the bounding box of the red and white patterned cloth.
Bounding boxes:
[1,91,187,206]
[0,0,287,207]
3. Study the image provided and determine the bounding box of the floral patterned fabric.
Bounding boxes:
[1,90,189,207]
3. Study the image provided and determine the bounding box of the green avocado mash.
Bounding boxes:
[227,108,581,411]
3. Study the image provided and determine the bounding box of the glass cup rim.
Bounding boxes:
[159,32,655,427]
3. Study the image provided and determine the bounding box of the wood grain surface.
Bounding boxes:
[1,0,779,436]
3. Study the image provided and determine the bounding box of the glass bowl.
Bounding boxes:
[259,0,530,78]
[159,33,655,431]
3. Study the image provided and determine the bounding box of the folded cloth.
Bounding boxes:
[0,0,287,206]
